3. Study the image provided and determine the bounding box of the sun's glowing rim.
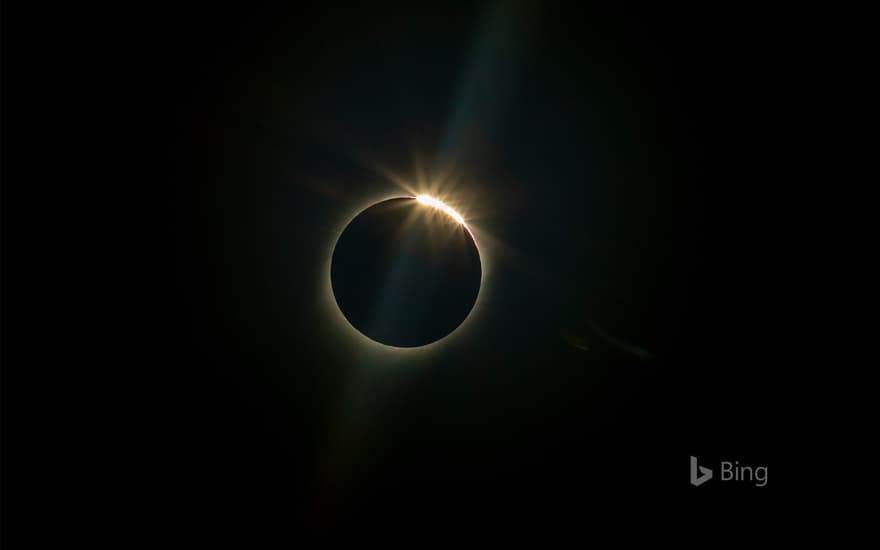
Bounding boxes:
[415,194,466,226]
[321,194,488,356]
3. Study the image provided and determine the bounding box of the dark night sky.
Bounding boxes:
[3,0,837,540]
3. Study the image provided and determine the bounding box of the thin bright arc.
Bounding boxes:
[415,194,466,226]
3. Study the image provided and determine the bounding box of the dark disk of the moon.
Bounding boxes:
[331,197,482,347]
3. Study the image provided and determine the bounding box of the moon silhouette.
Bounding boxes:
[330,196,482,347]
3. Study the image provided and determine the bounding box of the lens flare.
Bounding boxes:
[416,195,466,226]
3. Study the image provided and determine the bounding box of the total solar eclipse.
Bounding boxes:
[330,196,482,348]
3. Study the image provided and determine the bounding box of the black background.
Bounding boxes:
[3,0,832,540]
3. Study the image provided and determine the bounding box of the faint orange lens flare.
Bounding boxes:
[416,195,466,225]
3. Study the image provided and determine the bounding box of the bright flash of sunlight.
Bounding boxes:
[416,195,466,226]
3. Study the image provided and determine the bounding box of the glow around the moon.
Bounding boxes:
[320,191,491,358]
